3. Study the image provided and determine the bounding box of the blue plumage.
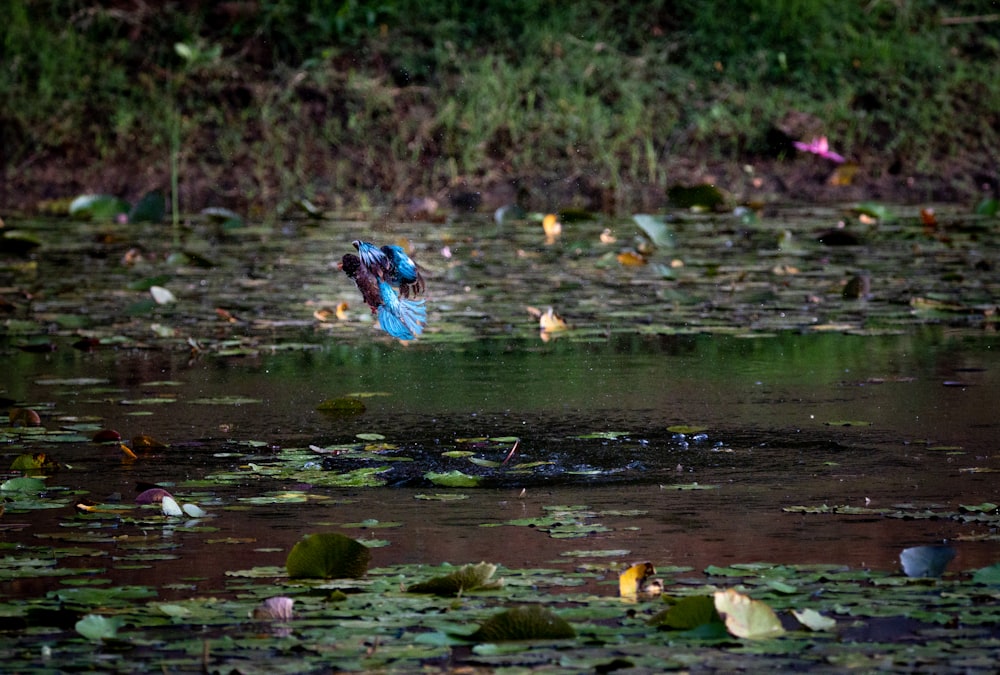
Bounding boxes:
[341,242,428,340]
[353,239,426,298]
[377,280,426,339]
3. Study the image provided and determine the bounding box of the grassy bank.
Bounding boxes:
[1,1,998,214]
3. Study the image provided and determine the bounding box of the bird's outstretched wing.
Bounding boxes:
[381,245,426,297]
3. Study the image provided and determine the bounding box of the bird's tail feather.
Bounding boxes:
[377,305,416,340]
[396,297,426,337]
[377,281,426,340]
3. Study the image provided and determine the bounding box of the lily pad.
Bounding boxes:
[649,595,721,630]
[75,614,125,641]
[285,532,371,579]
[713,588,785,639]
[470,605,576,642]
[407,562,504,596]
[69,194,130,220]
[425,470,482,487]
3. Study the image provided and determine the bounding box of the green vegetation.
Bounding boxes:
[1,1,998,212]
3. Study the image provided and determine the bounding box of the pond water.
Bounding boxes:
[2,205,998,600]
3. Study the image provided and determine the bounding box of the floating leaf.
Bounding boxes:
[667,425,707,434]
[201,206,243,228]
[631,214,676,248]
[713,588,785,639]
[407,562,503,596]
[316,397,366,414]
[900,545,955,578]
[132,434,168,450]
[10,453,58,472]
[182,503,207,518]
[538,307,568,333]
[425,470,482,487]
[974,197,998,217]
[1,477,46,493]
[619,562,656,598]
[128,191,166,223]
[853,202,894,221]
[649,595,721,630]
[542,213,562,244]
[69,194,130,220]
[667,184,725,210]
[285,532,371,579]
[616,250,647,266]
[150,286,176,305]
[971,563,1000,585]
[792,608,836,631]
[161,496,184,517]
[470,605,575,642]
[0,230,42,254]
[9,408,41,427]
[75,614,125,641]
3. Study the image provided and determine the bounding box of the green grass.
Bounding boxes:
[1,0,997,212]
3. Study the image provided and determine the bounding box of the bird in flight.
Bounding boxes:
[353,240,426,298]
[339,249,426,340]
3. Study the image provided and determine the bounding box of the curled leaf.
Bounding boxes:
[92,429,122,443]
[713,588,785,639]
[407,562,503,596]
[619,562,656,598]
[792,608,836,631]
[161,495,184,517]
[182,503,208,518]
[9,408,41,427]
[542,213,562,244]
[286,532,371,579]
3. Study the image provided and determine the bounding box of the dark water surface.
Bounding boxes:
[4,329,997,597]
[2,207,998,600]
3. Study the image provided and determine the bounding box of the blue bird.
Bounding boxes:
[353,240,426,298]
[339,254,426,340]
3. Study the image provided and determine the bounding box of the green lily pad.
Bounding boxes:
[649,595,721,630]
[128,191,166,223]
[632,214,676,248]
[407,562,503,596]
[75,614,125,641]
[317,397,366,414]
[285,532,371,579]
[470,605,575,642]
[425,470,482,487]
[1,477,46,493]
[69,194,130,220]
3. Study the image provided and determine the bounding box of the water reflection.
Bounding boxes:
[3,327,997,598]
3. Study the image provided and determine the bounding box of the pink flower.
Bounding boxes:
[794,136,845,163]
[252,596,294,621]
